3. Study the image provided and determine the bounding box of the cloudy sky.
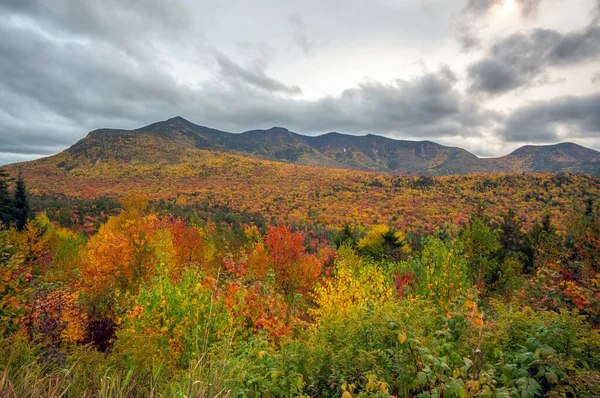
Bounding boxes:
[1,0,600,165]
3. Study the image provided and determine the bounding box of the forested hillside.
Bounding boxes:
[0,163,600,397]
[10,146,600,236]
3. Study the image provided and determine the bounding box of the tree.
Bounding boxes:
[334,223,357,248]
[0,168,13,228]
[264,225,322,297]
[498,208,525,258]
[461,217,500,288]
[357,224,410,260]
[13,172,32,231]
[566,200,600,272]
[523,213,559,273]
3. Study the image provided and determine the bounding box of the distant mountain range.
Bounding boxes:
[39,116,600,176]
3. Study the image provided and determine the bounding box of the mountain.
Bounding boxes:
[486,143,600,176]
[33,116,600,176]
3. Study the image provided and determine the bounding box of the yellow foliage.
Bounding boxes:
[310,247,394,320]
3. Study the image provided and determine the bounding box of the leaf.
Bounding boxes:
[398,332,407,345]
[545,371,559,385]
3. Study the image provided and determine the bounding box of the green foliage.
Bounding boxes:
[357,225,410,260]
[461,216,501,288]
[404,235,471,307]
[498,208,525,259]
[116,267,232,368]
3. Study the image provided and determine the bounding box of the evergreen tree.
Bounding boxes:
[334,223,357,248]
[566,200,600,272]
[13,172,32,231]
[523,213,559,273]
[0,168,13,228]
[498,208,525,258]
[585,197,595,216]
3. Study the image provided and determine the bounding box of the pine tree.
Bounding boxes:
[13,172,32,231]
[523,213,558,273]
[498,208,525,258]
[0,168,13,228]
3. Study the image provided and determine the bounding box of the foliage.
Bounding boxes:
[405,235,471,308]
[310,246,394,320]
[357,224,410,260]
[0,171,598,396]
[0,168,13,228]
[116,267,231,368]
[12,173,32,231]
[264,225,323,297]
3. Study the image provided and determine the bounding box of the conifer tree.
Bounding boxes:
[13,172,32,231]
[0,168,13,228]
[498,208,525,257]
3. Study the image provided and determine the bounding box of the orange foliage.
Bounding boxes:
[223,281,292,339]
[15,148,600,234]
[31,288,88,345]
[264,225,322,296]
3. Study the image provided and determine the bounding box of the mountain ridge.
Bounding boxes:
[29,116,600,177]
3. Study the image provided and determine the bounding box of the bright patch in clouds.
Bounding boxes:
[503,0,516,12]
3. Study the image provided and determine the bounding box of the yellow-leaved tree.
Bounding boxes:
[310,245,394,320]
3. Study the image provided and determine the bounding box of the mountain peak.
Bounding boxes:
[509,142,600,156]
[267,127,290,133]
[167,116,190,123]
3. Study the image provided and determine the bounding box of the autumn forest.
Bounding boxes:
[0,135,599,398]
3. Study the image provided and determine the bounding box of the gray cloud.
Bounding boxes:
[0,0,499,162]
[468,26,600,94]
[172,65,497,140]
[0,0,598,164]
[457,26,481,53]
[0,0,201,61]
[288,15,318,55]
[215,53,302,94]
[592,72,600,83]
[502,93,600,142]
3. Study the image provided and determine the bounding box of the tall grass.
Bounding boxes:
[0,344,237,397]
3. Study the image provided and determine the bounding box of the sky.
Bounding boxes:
[1,0,600,165]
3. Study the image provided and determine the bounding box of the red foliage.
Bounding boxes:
[264,226,323,296]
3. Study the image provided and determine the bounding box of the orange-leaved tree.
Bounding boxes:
[264,225,323,297]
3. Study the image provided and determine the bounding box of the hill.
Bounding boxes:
[7,123,600,234]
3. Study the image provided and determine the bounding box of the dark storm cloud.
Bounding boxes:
[215,53,302,94]
[502,93,600,142]
[468,26,600,94]
[464,0,543,18]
